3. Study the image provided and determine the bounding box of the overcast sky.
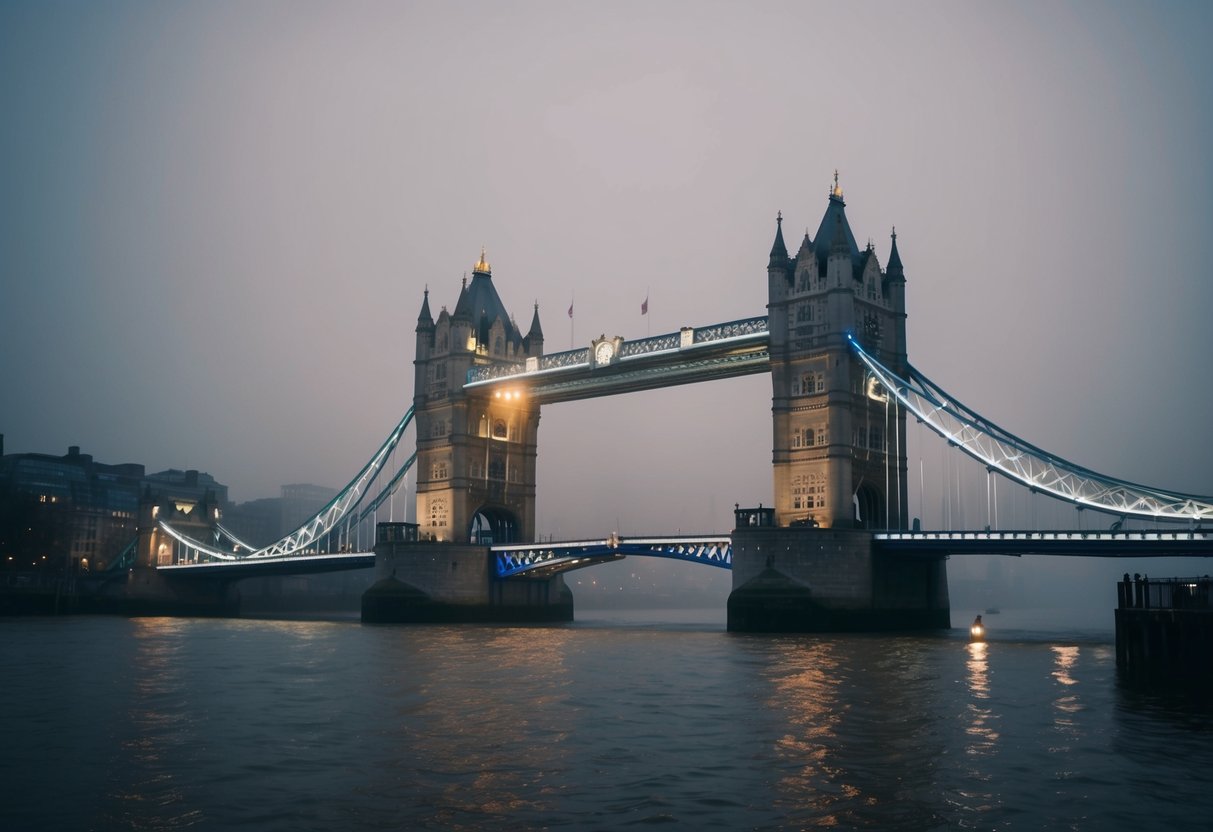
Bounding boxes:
[2,0,1210,578]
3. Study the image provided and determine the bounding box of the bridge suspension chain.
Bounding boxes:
[849,335,1212,522]
[158,406,417,562]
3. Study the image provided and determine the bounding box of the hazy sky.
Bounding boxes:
[3,0,1210,574]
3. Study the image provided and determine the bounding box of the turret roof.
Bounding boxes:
[416,287,434,330]
[452,251,519,345]
[769,212,788,262]
[887,227,904,274]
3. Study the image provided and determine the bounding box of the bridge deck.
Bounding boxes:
[464,317,770,404]
[876,530,1213,558]
[157,552,375,579]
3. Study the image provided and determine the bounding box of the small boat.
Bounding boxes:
[969,615,986,642]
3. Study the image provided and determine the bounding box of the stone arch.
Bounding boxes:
[470,504,520,545]
[853,483,884,530]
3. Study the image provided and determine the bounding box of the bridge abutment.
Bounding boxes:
[727,527,949,632]
[362,537,572,624]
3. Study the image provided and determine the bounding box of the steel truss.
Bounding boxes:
[849,336,1213,522]
[464,316,770,403]
[492,535,733,578]
[159,406,417,562]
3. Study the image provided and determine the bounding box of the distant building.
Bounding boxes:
[280,483,337,534]
[143,468,229,507]
[221,496,284,548]
[0,441,144,572]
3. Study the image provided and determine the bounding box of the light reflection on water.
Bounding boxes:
[2,613,1213,831]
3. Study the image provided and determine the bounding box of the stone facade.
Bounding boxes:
[766,179,909,530]
[412,253,544,544]
[729,180,949,632]
[362,539,572,623]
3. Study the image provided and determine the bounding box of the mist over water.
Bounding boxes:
[4,612,1211,831]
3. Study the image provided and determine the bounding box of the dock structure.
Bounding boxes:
[1115,575,1213,683]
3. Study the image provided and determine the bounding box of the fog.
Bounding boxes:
[3,2,1210,625]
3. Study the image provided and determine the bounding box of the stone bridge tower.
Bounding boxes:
[766,176,909,530]
[413,251,544,544]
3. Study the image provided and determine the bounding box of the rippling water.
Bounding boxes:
[3,610,1211,831]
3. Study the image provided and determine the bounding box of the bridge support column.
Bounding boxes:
[361,540,572,624]
[93,568,241,617]
[727,527,949,632]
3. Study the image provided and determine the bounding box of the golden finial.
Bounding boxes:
[474,247,491,275]
[832,169,843,199]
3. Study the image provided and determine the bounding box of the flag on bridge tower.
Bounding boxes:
[641,294,648,315]
[568,300,574,318]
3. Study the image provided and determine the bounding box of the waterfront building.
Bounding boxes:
[0,441,144,572]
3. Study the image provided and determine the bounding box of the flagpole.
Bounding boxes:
[569,291,574,349]
[646,287,651,337]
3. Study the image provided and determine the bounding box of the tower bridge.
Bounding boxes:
[129,177,1212,629]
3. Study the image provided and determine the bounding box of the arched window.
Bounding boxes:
[492,419,507,439]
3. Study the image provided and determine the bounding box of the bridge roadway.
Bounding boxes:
[157,551,375,579]
[151,530,1213,580]
[876,529,1213,558]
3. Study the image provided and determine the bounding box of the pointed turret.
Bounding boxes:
[452,274,470,320]
[813,171,860,273]
[524,302,544,356]
[416,287,434,332]
[453,249,519,348]
[769,211,788,265]
[886,226,904,277]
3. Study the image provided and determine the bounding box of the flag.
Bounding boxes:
[567,301,574,318]
[641,295,648,315]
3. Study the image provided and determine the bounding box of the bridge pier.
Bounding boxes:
[361,525,572,623]
[92,567,241,617]
[727,527,950,632]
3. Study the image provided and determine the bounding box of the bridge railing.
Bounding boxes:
[465,315,769,386]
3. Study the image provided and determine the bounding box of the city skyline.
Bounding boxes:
[3,2,1210,542]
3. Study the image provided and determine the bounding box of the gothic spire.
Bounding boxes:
[886,226,904,276]
[416,286,434,331]
[527,302,544,342]
[769,211,788,265]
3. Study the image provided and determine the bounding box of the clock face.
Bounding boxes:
[595,341,615,364]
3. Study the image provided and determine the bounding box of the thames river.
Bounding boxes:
[2,609,1210,831]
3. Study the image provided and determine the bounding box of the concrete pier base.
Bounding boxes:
[361,541,573,624]
[92,568,241,617]
[727,527,950,632]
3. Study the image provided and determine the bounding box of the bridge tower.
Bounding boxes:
[412,251,544,544]
[730,177,945,632]
[766,176,909,530]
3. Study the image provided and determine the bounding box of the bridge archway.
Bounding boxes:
[854,483,884,530]
[470,505,520,545]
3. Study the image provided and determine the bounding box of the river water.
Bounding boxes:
[2,609,1211,831]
